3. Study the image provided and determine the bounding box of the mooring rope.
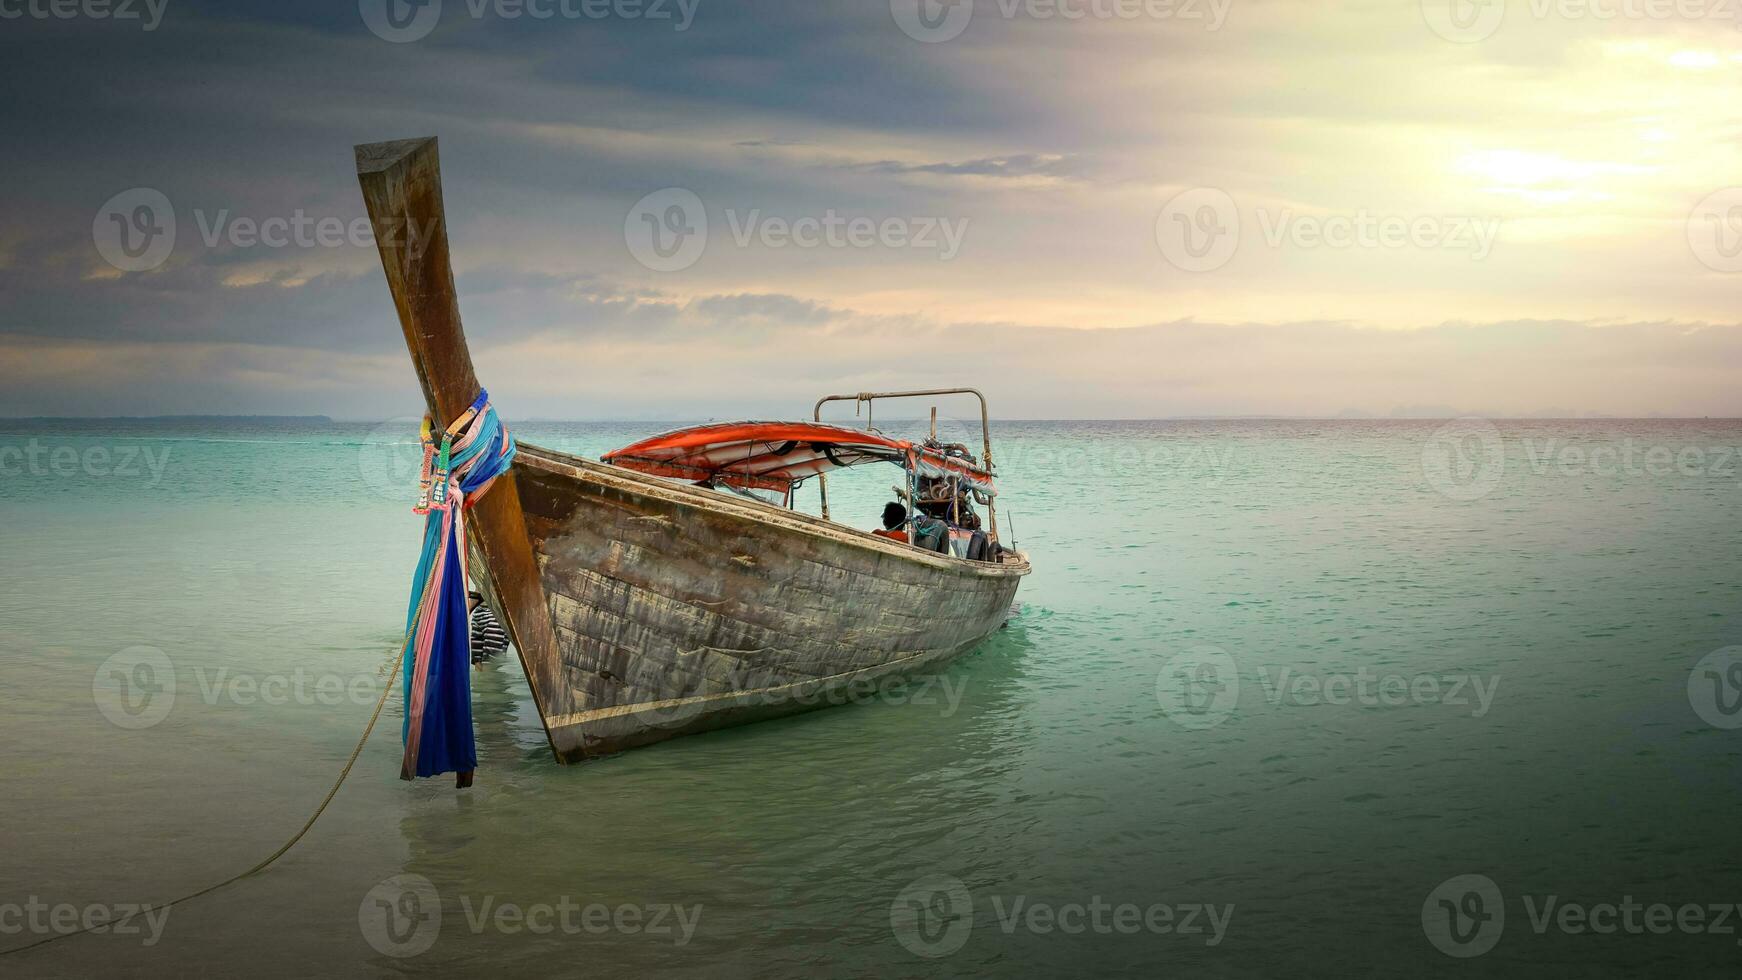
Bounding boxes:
[1,397,514,958]
[0,627,411,958]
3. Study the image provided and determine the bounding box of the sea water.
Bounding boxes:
[1,417,1739,976]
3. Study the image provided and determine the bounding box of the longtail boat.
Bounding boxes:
[356,137,1030,762]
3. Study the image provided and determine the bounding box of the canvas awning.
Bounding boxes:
[601,421,996,494]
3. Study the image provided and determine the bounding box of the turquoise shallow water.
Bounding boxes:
[2,417,1740,977]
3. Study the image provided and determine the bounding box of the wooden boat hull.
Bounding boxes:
[486,445,1030,758]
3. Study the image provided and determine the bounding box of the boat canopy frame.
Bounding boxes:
[812,387,1000,542]
[600,418,995,501]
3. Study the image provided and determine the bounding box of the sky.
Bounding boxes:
[4,0,1741,418]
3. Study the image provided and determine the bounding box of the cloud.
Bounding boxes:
[689,293,838,325]
[853,153,1089,181]
[2,0,1740,416]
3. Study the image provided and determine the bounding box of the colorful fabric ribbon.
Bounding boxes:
[399,389,516,782]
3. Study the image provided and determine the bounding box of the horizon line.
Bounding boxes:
[6,414,1742,423]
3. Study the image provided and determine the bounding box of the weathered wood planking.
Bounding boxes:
[513,445,1028,757]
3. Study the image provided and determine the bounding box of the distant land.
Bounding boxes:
[3,415,336,423]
